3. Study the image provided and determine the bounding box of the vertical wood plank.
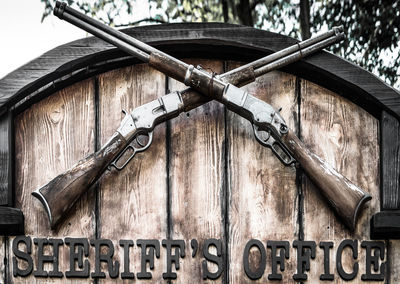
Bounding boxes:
[300,79,381,282]
[0,111,12,206]
[227,65,299,283]
[98,64,167,282]
[0,237,4,283]
[381,111,400,209]
[12,78,96,283]
[168,59,225,283]
[390,240,400,282]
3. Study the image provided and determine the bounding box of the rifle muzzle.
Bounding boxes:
[53,1,66,19]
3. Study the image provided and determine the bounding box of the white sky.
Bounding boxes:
[0,0,154,80]
[0,1,89,79]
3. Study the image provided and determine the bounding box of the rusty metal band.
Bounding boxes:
[184,65,195,86]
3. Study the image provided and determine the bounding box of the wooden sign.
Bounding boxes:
[1,23,399,283]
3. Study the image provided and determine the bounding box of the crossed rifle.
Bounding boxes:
[32,1,371,231]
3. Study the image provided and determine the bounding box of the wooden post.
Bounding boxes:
[370,111,400,239]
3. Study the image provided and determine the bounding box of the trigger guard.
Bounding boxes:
[252,124,295,166]
[109,131,154,171]
[132,131,153,153]
[253,124,271,147]
[135,132,152,148]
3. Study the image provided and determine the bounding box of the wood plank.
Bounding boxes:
[0,207,24,235]
[390,240,400,282]
[226,65,299,283]
[12,78,96,282]
[0,237,4,283]
[381,111,400,209]
[168,59,225,283]
[0,111,11,206]
[97,64,168,282]
[300,79,381,282]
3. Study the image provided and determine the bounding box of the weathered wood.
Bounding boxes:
[33,131,126,229]
[0,207,24,235]
[1,23,399,121]
[97,64,168,282]
[226,65,299,283]
[2,45,390,282]
[371,211,400,239]
[0,237,4,283]
[168,59,225,282]
[300,80,381,282]
[380,111,400,209]
[0,110,12,206]
[12,78,96,282]
[390,240,400,282]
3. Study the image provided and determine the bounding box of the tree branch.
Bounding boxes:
[114,17,167,27]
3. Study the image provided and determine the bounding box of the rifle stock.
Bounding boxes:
[33,132,126,229]
[281,130,371,230]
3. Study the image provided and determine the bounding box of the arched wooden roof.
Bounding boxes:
[0,22,399,119]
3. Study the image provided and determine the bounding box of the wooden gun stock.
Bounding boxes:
[32,133,126,229]
[282,130,371,230]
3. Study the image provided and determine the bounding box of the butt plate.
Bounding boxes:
[349,193,372,231]
[32,189,54,228]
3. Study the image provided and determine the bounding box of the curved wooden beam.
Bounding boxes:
[0,23,399,119]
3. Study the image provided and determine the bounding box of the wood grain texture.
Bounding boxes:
[300,79,381,282]
[0,237,4,283]
[168,59,225,283]
[226,63,299,283]
[35,130,127,229]
[4,53,392,282]
[390,240,400,283]
[97,64,167,282]
[0,111,11,206]
[281,129,371,231]
[12,78,96,283]
[381,111,400,209]
[0,207,24,235]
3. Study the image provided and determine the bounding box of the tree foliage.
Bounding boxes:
[40,0,400,89]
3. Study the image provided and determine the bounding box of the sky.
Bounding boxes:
[0,0,154,80]
[0,1,90,79]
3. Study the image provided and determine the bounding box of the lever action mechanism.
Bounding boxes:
[111,66,295,170]
[183,63,295,165]
[220,83,296,165]
[110,91,184,171]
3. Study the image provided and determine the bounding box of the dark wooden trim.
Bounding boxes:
[0,207,24,235]
[0,110,13,207]
[380,111,400,210]
[370,111,400,239]
[0,23,399,120]
[370,211,400,239]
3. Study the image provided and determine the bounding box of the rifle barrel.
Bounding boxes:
[253,33,344,78]
[54,0,344,83]
[57,7,150,62]
[55,1,159,56]
[224,26,343,76]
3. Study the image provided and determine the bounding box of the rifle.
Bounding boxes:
[32,1,371,231]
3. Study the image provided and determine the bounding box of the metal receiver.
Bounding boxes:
[111,91,184,171]
[221,83,295,165]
